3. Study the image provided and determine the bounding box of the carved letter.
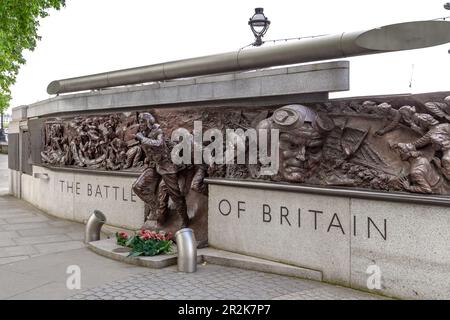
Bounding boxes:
[237,201,245,219]
[327,213,345,234]
[367,217,387,240]
[280,206,291,226]
[218,199,231,216]
[263,204,272,223]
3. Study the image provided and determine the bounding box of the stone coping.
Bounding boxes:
[34,166,450,206]
[88,238,322,281]
[205,178,450,207]
[16,61,349,119]
[37,164,141,177]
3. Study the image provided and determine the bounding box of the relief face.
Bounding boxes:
[256,105,331,183]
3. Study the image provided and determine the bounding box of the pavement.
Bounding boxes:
[0,154,386,300]
[0,153,8,195]
[68,264,384,300]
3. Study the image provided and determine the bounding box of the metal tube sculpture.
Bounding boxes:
[175,228,197,273]
[47,20,450,95]
[84,210,106,243]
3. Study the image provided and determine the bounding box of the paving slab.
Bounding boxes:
[0,256,29,266]
[0,231,20,240]
[2,222,52,231]
[0,245,37,258]
[0,269,51,300]
[17,226,83,237]
[0,212,38,219]
[47,220,78,228]
[5,216,50,224]
[0,196,17,202]
[13,234,73,245]
[33,241,86,255]
[0,154,9,196]
[6,282,74,300]
[0,248,148,299]
[0,205,41,212]
[0,239,16,247]
[65,232,84,241]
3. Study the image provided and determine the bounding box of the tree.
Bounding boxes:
[0,0,65,114]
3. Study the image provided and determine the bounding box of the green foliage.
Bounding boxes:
[126,236,173,257]
[0,95,10,114]
[0,0,65,113]
[116,230,174,257]
[115,231,128,247]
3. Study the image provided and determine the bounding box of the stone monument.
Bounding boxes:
[8,20,450,299]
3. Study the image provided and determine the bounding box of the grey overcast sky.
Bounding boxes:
[8,0,450,113]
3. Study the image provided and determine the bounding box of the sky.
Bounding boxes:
[7,0,450,113]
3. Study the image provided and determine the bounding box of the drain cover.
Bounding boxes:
[112,247,131,253]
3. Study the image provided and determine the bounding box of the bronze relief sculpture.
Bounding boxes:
[40,94,450,235]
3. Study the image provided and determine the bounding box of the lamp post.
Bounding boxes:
[248,8,270,46]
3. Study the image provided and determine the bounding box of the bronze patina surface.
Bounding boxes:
[40,92,450,240]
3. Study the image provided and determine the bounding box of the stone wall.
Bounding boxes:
[208,181,450,299]
[22,166,144,229]
[8,60,450,299]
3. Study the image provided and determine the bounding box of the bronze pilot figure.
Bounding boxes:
[132,113,189,228]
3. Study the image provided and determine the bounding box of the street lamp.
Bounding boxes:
[248,8,270,46]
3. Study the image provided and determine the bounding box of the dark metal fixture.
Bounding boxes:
[248,8,270,46]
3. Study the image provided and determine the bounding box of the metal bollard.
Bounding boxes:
[84,210,106,243]
[175,228,197,273]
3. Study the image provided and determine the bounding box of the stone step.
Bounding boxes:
[87,238,322,281]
